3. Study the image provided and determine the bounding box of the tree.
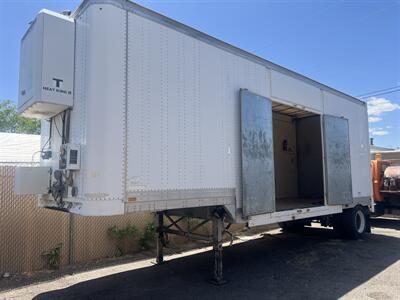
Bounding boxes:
[0,100,40,134]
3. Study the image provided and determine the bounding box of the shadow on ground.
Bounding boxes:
[371,217,400,230]
[35,218,400,300]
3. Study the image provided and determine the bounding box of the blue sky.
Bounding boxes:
[0,0,399,148]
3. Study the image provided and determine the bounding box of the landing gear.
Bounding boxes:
[155,208,228,284]
[210,212,226,285]
[156,212,165,264]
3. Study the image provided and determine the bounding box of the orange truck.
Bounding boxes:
[371,151,400,215]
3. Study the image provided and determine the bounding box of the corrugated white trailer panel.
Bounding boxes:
[31,0,370,219]
[69,3,270,215]
[270,70,323,112]
[126,11,268,208]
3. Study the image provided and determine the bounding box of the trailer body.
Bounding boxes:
[16,0,372,227]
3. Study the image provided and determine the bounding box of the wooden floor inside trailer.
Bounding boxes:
[276,198,324,212]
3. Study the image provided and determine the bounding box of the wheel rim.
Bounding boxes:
[355,210,366,234]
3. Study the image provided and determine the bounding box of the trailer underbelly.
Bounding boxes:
[248,205,343,227]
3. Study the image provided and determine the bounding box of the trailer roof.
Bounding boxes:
[72,0,365,107]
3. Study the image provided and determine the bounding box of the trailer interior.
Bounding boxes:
[272,101,325,211]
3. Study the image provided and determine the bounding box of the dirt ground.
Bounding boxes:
[1,217,400,300]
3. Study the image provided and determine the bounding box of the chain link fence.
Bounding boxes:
[0,165,153,274]
[0,164,253,275]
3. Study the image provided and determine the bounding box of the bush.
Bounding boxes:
[41,243,62,269]
[139,222,156,250]
[108,224,139,256]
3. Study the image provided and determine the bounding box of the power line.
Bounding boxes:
[358,85,400,98]
[359,88,400,99]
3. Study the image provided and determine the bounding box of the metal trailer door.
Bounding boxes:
[240,89,275,216]
[323,115,353,205]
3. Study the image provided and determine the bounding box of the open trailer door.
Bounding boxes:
[323,115,353,205]
[240,89,275,216]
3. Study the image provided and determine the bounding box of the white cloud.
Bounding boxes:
[367,97,400,116]
[372,130,389,136]
[368,116,382,123]
[369,127,389,136]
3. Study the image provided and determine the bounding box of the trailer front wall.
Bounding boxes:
[69,4,127,215]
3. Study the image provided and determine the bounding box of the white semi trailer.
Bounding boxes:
[16,0,372,283]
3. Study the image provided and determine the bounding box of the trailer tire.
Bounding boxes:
[333,206,370,239]
[279,219,309,233]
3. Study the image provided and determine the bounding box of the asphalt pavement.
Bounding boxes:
[5,218,400,300]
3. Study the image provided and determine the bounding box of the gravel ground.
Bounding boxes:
[1,218,400,300]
